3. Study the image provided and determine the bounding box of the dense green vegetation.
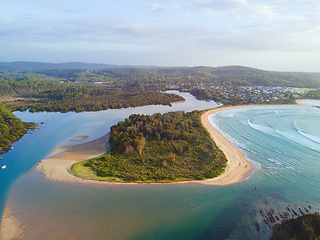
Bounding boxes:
[82,110,227,182]
[7,88,183,113]
[271,214,320,240]
[0,76,65,96]
[2,65,320,112]
[0,74,184,113]
[0,102,35,153]
[305,89,320,99]
[31,66,320,88]
[2,65,320,89]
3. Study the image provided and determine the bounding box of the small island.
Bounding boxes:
[72,110,227,182]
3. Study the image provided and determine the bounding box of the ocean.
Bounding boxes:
[1,95,320,239]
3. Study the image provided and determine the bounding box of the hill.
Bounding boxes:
[1,63,320,88]
[0,61,158,70]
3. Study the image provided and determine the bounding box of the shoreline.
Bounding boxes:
[36,105,256,185]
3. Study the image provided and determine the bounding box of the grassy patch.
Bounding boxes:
[72,160,125,182]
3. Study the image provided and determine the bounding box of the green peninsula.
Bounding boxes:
[73,110,227,182]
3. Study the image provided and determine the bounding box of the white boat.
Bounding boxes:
[1,165,6,169]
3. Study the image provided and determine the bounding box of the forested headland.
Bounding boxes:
[74,110,227,182]
[0,102,35,153]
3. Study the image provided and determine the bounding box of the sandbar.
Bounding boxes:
[69,136,89,142]
[36,106,254,185]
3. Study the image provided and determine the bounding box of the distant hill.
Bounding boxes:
[1,62,320,88]
[0,61,158,70]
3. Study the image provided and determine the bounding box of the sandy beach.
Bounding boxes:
[199,107,253,185]
[296,99,314,106]
[35,106,254,185]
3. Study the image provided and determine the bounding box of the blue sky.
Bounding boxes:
[1,0,320,72]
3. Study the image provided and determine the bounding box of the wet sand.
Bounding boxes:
[0,207,24,240]
[69,136,89,142]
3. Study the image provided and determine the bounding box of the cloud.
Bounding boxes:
[147,3,174,12]
[2,0,320,71]
[31,0,62,7]
[193,0,277,20]
[1,11,320,54]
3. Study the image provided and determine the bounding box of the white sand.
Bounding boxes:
[36,134,109,183]
[198,107,253,185]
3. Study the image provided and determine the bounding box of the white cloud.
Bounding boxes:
[2,0,320,71]
[31,0,62,7]
[147,3,173,11]
[194,0,277,20]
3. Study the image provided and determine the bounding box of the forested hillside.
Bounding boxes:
[81,111,227,182]
[2,65,320,88]
[0,102,35,153]
[0,76,65,96]
[28,66,320,88]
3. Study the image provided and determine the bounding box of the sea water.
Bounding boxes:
[2,97,320,239]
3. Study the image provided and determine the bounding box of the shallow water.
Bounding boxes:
[2,98,320,239]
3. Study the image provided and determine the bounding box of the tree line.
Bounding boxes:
[0,76,65,96]
[0,102,35,153]
[7,88,183,113]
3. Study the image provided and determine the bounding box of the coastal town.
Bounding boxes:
[170,83,309,105]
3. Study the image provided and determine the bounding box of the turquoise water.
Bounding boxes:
[2,98,320,239]
[0,91,219,220]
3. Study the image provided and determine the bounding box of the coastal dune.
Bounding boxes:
[36,107,253,185]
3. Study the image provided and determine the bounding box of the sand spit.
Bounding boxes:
[36,134,109,183]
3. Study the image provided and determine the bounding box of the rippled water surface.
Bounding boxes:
[2,98,320,239]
